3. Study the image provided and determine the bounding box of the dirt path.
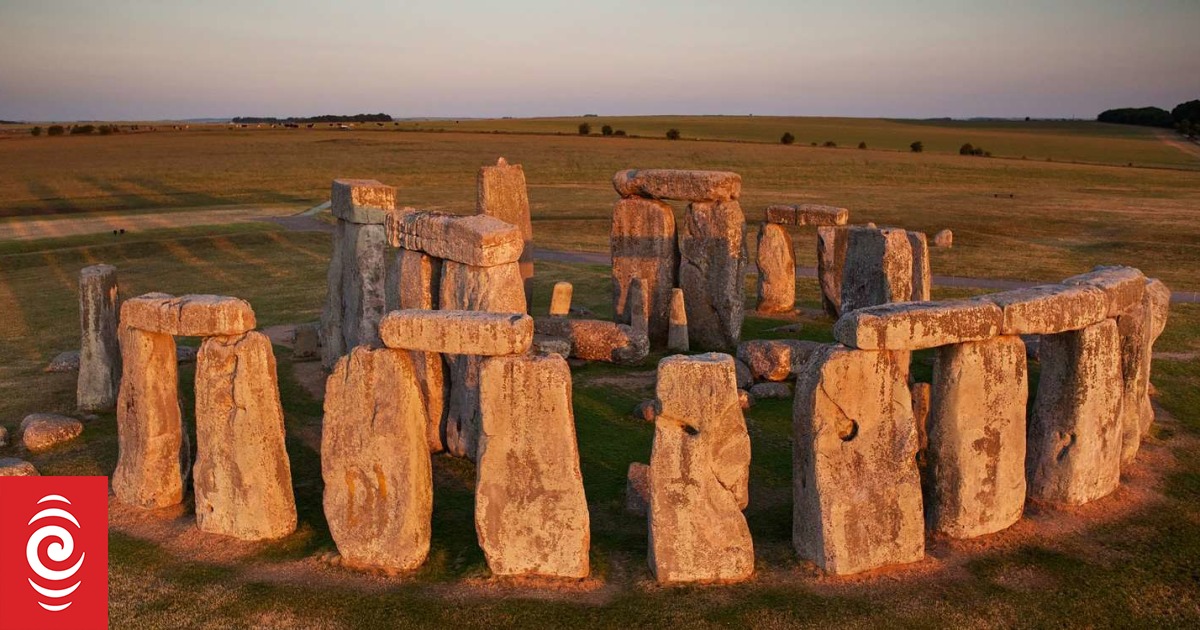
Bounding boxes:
[1155,130,1200,159]
[0,205,297,241]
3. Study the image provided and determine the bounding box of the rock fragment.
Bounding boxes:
[755,223,796,313]
[78,264,121,411]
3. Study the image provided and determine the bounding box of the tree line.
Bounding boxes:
[1097,100,1199,135]
[231,113,393,124]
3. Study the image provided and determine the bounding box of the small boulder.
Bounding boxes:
[933,229,953,248]
[0,457,39,476]
[20,413,83,452]
[750,382,792,399]
[633,400,659,422]
[45,351,80,373]
[292,323,320,360]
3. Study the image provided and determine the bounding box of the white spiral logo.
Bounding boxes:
[26,494,86,612]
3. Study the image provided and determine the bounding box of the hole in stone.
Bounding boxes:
[838,418,858,442]
[683,424,700,436]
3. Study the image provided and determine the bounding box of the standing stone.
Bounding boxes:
[440,260,526,459]
[478,158,534,310]
[792,345,924,575]
[321,220,388,368]
[611,197,678,346]
[1141,278,1171,436]
[78,264,120,411]
[649,353,753,584]
[1116,296,1152,467]
[926,336,1027,538]
[322,346,432,570]
[841,226,913,314]
[1027,320,1122,506]
[626,277,649,338]
[194,332,297,540]
[907,231,931,302]
[320,220,347,368]
[667,288,688,352]
[816,226,849,318]
[933,229,953,248]
[113,325,183,509]
[549,281,573,316]
[678,201,747,351]
[476,354,590,578]
[386,247,446,451]
[911,382,931,469]
[756,223,796,314]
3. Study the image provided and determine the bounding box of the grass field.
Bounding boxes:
[0,118,1198,627]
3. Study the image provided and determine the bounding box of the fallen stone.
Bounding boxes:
[46,350,80,373]
[633,399,659,422]
[650,353,753,583]
[114,326,183,509]
[1027,320,1122,506]
[750,382,791,399]
[389,247,442,311]
[388,211,523,267]
[531,334,571,357]
[477,157,534,285]
[911,382,931,469]
[626,462,650,516]
[816,225,849,318]
[738,389,754,409]
[756,222,796,313]
[613,169,741,202]
[840,226,913,314]
[121,293,257,337]
[292,323,320,360]
[0,458,38,476]
[733,358,753,389]
[78,264,121,411]
[736,339,823,381]
[678,201,747,351]
[1062,266,1145,318]
[926,336,1027,538]
[194,332,297,540]
[476,354,590,578]
[765,204,848,226]
[833,299,1003,350]
[793,345,923,575]
[907,232,931,302]
[322,346,432,570]
[19,414,83,452]
[933,229,953,248]
[533,317,648,364]
[611,197,678,345]
[379,310,533,356]
[987,284,1108,336]
[549,281,573,316]
[331,179,395,225]
[667,288,688,352]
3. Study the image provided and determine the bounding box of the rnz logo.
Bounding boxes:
[27,494,87,611]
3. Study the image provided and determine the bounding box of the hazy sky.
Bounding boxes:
[1,0,1197,121]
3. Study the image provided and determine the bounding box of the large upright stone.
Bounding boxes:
[476,354,590,578]
[322,347,432,570]
[613,169,741,202]
[331,179,396,225]
[194,332,297,540]
[113,325,182,509]
[320,219,387,367]
[840,226,913,314]
[926,336,1027,538]
[649,353,753,584]
[1027,320,1122,506]
[478,158,534,308]
[678,201,747,351]
[792,345,924,575]
[611,197,678,345]
[321,221,347,368]
[755,222,795,313]
[816,226,849,318]
[1141,278,1171,437]
[78,264,121,411]
[907,231,931,302]
[1115,295,1152,467]
[385,246,446,451]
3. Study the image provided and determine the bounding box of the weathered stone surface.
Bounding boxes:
[907,232,931,302]
[840,227,913,314]
[477,158,534,284]
[816,225,849,318]
[322,347,432,570]
[388,211,523,267]
[613,169,741,202]
[114,326,183,509]
[679,201,747,351]
[340,222,389,351]
[733,358,753,389]
[756,222,796,313]
[410,350,447,453]
[749,382,791,399]
[331,179,395,225]
[765,204,849,227]
[379,310,533,355]
[549,281,573,316]
[20,413,83,452]
[633,399,659,422]
[911,382,931,469]
[194,332,297,540]
[0,425,6,447]
[792,346,924,575]
[0,457,38,476]
[926,336,1027,538]
[626,462,650,516]
[987,284,1107,336]
[46,350,80,372]
[292,323,319,360]
[476,354,590,578]
[667,288,688,352]
[388,248,442,311]
[440,259,526,459]
[1027,320,1122,506]
[78,264,120,411]
[611,197,678,345]
[1115,296,1152,467]
[320,222,347,368]
[833,299,1003,350]
[531,334,571,357]
[533,317,648,364]
[626,277,649,339]
[1140,278,1170,438]
[736,339,824,381]
[933,229,953,248]
[738,389,754,409]
[650,353,753,583]
[122,293,256,337]
[1063,266,1145,318]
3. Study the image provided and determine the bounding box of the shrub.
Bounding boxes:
[613,129,627,136]
[70,124,95,135]
[31,126,42,137]
[822,140,837,147]
[780,132,795,145]
[47,125,65,136]
[601,125,613,136]
[665,128,681,140]
[578,122,591,135]
[910,141,924,153]
[959,143,975,155]
[810,142,817,147]
[99,125,114,135]
[858,141,867,149]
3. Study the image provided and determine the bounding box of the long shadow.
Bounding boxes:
[122,176,227,208]
[5,180,87,218]
[76,174,155,209]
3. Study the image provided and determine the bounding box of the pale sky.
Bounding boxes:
[1,0,1197,121]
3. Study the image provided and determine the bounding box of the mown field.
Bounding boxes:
[0,119,1198,627]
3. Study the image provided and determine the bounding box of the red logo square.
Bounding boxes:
[0,476,108,630]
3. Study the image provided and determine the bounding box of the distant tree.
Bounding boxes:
[578,122,591,135]
[822,140,836,147]
[1173,100,1200,126]
[780,132,795,145]
[613,129,627,136]
[1097,106,1173,128]
[601,124,613,136]
[666,128,681,140]
[810,142,817,147]
[47,125,65,136]
[31,126,42,137]
[70,124,95,135]
[910,141,924,153]
[959,143,975,155]
[858,141,867,149]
